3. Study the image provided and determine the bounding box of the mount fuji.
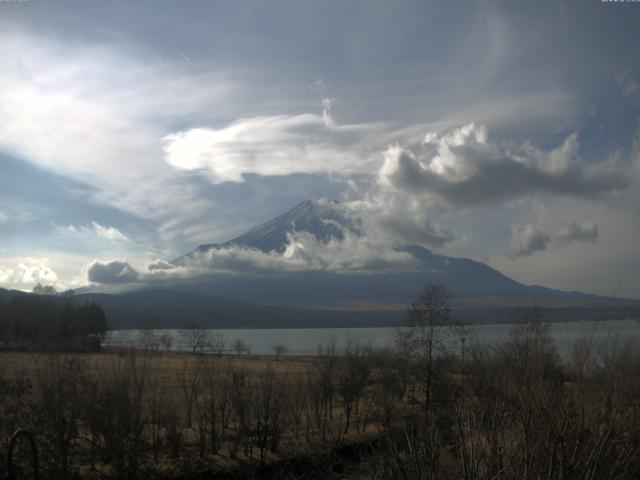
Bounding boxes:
[173,199,355,262]
[63,200,637,329]
[172,200,623,308]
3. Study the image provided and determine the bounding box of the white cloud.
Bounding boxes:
[16,259,59,285]
[0,30,588,250]
[162,112,386,184]
[0,257,62,291]
[56,221,129,243]
[86,227,421,285]
[378,124,629,209]
[0,266,14,284]
[339,196,455,249]
[92,223,129,242]
[509,225,550,258]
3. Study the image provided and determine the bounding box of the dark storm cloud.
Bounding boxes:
[557,221,599,244]
[509,225,550,258]
[88,260,139,284]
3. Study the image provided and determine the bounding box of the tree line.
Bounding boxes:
[0,284,108,351]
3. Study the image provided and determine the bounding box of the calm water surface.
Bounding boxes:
[105,318,640,357]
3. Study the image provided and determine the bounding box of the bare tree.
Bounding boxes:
[211,332,226,356]
[337,340,372,434]
[285,371,309,441]
[32,283,57,296]
[312,343,342,444]
[252,366,284,462]
[232,338,249,356]
[197,356,232,454]
[158,332,173,353]
[29,355,85,478]
[181,326,211,354]
[137,329,161,351]
[229,369,251,459]
[179,359,202,429]
[397,283,453,414]
[272,343,288,359]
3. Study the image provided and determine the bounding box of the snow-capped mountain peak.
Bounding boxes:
[174,199,357,264]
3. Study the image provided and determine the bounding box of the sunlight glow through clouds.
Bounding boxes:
[0,258,60,291]
[162,112,387,184]
[0,32,234,223]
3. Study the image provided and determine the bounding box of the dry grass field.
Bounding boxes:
[4,314,640,479]
[0,346,385,479]
[0,349,313,384]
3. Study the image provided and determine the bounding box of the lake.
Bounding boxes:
[104,318,640,358]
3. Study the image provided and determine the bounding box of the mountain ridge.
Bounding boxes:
[1,286,635,330]
[3,200,637,329]
[173,199,353,265]
[169,199,633,308]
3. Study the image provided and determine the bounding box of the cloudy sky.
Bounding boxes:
[1,0,639,297]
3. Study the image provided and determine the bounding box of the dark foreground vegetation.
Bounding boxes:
[1,285,640,479]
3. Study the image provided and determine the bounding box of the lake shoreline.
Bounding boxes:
[104,318,640,357]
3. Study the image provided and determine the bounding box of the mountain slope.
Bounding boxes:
[0,287,28,301]
[73,288,639,329]
[168,199,633,310]
[174,200,354,264]
[72,289,400,329]
[3,284,635,331]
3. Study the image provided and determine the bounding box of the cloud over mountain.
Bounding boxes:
[339,197,455,249]
[85,200,430,285]
[87,233,420,286]
[87,260,140,284]
[509,225,550,258]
